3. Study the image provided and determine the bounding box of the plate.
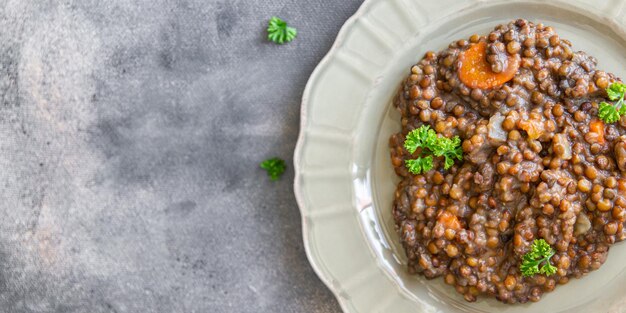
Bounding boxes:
[293,0,626,312]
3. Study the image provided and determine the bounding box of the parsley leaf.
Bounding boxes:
[520,239,557,277]
[404,125,437,154]
[405,156,433,175]
[260,157,286,181]
[403,125,463,174]
[599,102,621,123]
[267,17,297,44]
[599,82,626,123]
[431,136,463,170]
[606,82,626,101]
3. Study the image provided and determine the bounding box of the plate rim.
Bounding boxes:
[293,0,626,312]
[292,1,371,312]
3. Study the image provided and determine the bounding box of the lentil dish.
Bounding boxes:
[389,19,626,303]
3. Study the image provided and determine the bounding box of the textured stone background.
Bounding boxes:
[0,0,362,312]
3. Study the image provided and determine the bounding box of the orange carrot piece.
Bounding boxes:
[438,211,461,231]
[458,42,520,89]
[590,119,605,144]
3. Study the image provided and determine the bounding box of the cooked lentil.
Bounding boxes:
[389,19,626,304]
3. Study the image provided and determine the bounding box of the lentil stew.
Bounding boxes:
[389,19,626,304]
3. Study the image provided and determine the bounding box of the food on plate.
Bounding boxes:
[388,19,626,303]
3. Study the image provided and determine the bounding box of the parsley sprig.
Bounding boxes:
[406,156,433,174]
[433,136,463,170]
[599,82,626,123]
[260,157,286,181]
[403,125,463,175]
[267,17,297,44]
[520,239,557,277]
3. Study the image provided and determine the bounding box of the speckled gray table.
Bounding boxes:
[0,1,362,312]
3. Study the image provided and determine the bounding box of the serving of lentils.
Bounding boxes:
[389,19,626,303]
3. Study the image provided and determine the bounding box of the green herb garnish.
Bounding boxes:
[260,157,286,181]
[599,82,626,123]
[606,82,626,101]
[403,125,463,174]
[404,125,438,153]
[520,239,557,277]
[267,17,297,44]
[405,156,434,174]
[432,136,463,170]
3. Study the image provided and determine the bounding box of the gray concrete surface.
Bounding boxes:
[0,1,362,312]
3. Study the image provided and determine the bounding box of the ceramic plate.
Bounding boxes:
[293,0,626,312]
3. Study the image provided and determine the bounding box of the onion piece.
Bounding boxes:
[553,133,572,160]
[574,213,591,236]
[488,113,507,142]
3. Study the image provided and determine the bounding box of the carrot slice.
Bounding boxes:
[458,42,520,89]
[589,119,605,144]
[438,211,461,231]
